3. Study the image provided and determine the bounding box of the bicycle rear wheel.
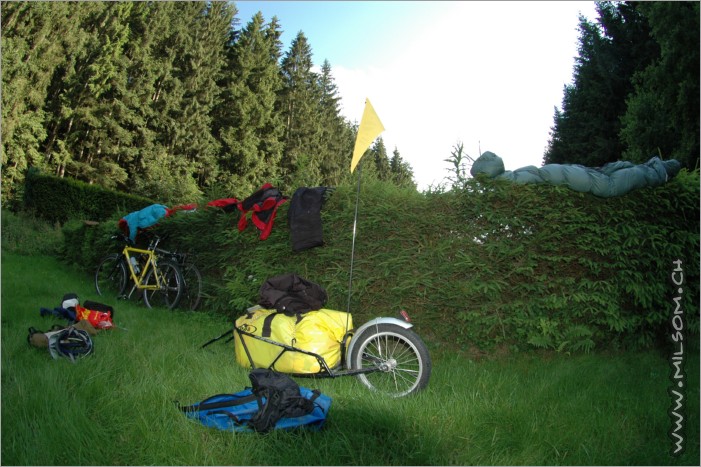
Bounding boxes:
[94,254,127,299]
[178,262,203,311]
[142,259,183,309]
[349,323,432,397]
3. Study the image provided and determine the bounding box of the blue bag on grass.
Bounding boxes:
[179,369,331,433]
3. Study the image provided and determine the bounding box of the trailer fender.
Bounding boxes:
[345,317,413,368]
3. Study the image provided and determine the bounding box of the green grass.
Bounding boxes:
[1,209,64,255]
[2,248,699,465]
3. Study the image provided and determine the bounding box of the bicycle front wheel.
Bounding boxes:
[178,262,202,311]
[142,259,183,309]
[349,323,432,397]
[94,254,127,299]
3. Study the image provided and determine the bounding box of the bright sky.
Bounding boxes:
[235,1,599,190]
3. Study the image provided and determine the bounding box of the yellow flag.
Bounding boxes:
[350,98,385,173]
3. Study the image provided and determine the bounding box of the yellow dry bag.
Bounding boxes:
[233,307,352,374]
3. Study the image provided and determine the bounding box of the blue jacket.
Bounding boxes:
[121,204,168,241]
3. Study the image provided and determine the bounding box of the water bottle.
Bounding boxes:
[130,256,140,274]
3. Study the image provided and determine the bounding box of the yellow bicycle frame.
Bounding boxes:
[121,246,161,290]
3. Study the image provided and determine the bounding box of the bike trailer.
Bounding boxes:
[233,307,353,374]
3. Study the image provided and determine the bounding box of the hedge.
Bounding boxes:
[56,171,699,352]
[23,168,154,224]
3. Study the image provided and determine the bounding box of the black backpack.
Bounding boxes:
[287,187,330,252]
[247,368,319,433]
[179,369,321,433]
[258,273,327,316]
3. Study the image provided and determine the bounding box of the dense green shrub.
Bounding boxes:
[23,168,154,224]
[455,169,699,351]
[57,173,699,352]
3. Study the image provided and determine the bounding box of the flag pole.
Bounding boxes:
[346,161,363,314]
[346,97,384,316]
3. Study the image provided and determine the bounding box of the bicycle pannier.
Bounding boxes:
[75,304,113,330]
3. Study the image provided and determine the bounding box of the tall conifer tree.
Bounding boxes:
[279,31,321,184]
[215,11,284,194]
[315,60,354,185]
[1,1,75,200]
[620,1,700,168]
[544,2,659,167]
[143,1,231,200]
[390,147,416,189]
[36,2,133,187]
[371,137,391,181]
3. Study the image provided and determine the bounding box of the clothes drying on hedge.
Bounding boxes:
[208,185,329,248]
[119,203,198,242]
[122,184,330,249]
[288,187,331,252]
[119,204,168,242]
[206,197,239,213]
[236,183,288,240]
[469,151,682,198]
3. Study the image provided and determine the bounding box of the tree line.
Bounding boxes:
[3,2,698,206]
[1,1,416,205]
[544,1,699,170]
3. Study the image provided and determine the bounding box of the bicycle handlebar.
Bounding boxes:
[111,232,162,250]
[111,233,133,246]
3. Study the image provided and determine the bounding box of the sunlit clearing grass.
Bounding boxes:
[1,249,699,466]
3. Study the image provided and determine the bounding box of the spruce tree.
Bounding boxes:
[111,1,170,191]
[1,2,48,201]
[1,1,96,200]
[390,147,417,189]
[39,3,131,187]
[544,2,656,167]
[371,137,391,181]
[135,1,232,202]
[316,60,354,186]
[215,11,284,195]
[279,31,322,185]
[620,1,700,169]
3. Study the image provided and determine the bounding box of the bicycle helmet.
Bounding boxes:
[61,292,79,310]
[46,327,94,362]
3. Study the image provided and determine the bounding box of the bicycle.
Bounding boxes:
[94,233,184,309]
[163,250,203,311]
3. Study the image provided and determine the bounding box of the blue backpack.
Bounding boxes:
[179,369,331,433]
